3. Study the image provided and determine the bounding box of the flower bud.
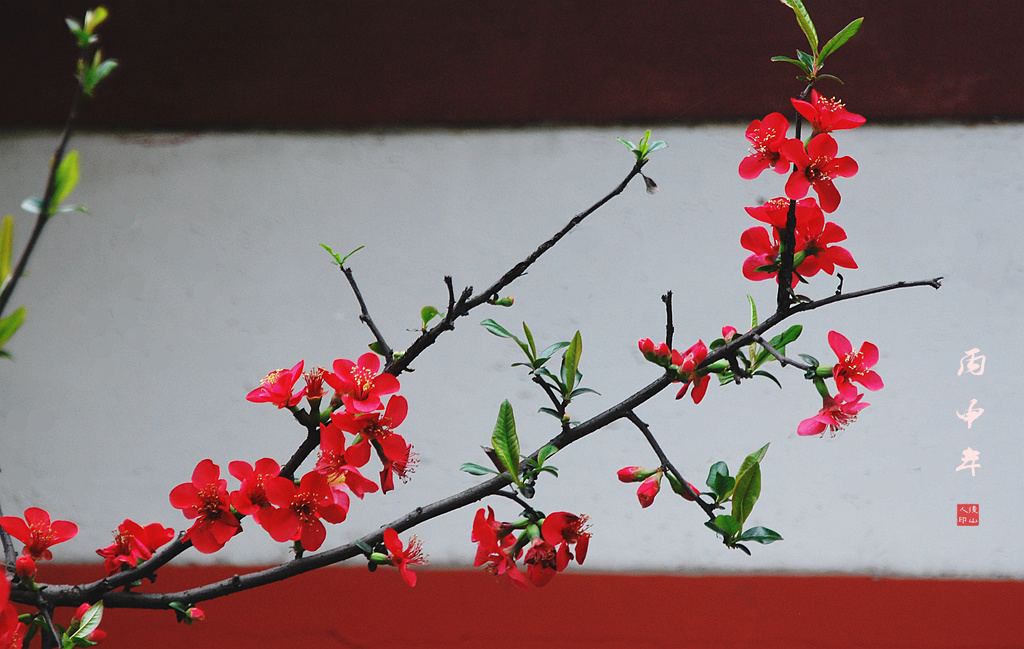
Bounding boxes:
[15,555,36,580]
[617,466,656,483]
[186,607,205,623]
[721,326,738,342]
[636,471,662,508]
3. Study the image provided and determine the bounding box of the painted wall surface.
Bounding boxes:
[0,125,1018,576]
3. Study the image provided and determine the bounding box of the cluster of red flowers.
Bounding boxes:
[798,331,883,437]
[638,337,712,403]
[471,507,590,588]
[739,91,864,285]
[169,352,413,557]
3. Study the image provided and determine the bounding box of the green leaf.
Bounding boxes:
[738,526,783,544]
[816,73,845,85]
[84,6,109,34]
[0,307,26,348]
[732,543,752,556]
[820,17,863,61]
[480,318,516,339]
[320,243,343,266]
[537,465,559,477]
[752,370,782,389]
[83,54,117,96]
[537,444,558,465]
[368,341,384,355]
[731,462,761,525]
[795,49,815,71]
[490,400,520,482]
[617,137,638,152]
[713,514,741,540]
[52,151,80,210]
[770,55,811,75]
[706,461,728,490]
[355,540,374,556]
[747,293,758,330]
[71,602,103,641]
[533,367,565,391]
[340,245,364,266]
[537,341,569,362]
[798,353,819,367]
[780,0,818,55]
[420,306,441,328]
[522,322,537,359]
[568,386,600,399]
[0,215,13,282]
[563,331,582,395]
[538,407,561,419]
[646,140,668,154]
[737,443,770,477]
[460,462,498,476]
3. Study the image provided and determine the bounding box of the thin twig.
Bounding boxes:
[624,411,716,521]
[531,375,564,414]
[752,334,812,370]
[490,490,541,518]
[342,265,393,360]
[662,291,674,348]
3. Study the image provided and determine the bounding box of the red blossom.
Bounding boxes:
[744,196,822,230]
[246,360,306,408]
[541,512,591,568]
[0,602,25,649]
[636,471,663,508]
[798,392,870,437]
[187,607,205,622]
[378,436,416,494]
[15,556,35,581]
[0,507,78,561]
[229,458,282,522]
[303,366,329,403]
[671,341,711,404]
[470,507,527,588]
[739,112,791,179]
[384,528,427,587]
[327,395,409,472]
[324,353,400,413]
[96,519,174,575]
[261,470,347,551]
[617,466,655,483]
[792,90,865,134]
[781,134,858,213]
[798,218,857,278]
[314,425,379,498]
[169,459,241,554]
[829,331,883,400]
[523,538,560,587]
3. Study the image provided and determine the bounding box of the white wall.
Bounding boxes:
[0,125,1018,577]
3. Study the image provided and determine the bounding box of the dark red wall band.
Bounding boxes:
[1,1,1018,129]
[23,566,1024,648]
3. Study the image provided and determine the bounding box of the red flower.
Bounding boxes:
[523,538,560,587]
[739,112,791,179]
[0,507,78,561]
[792,90,865,134]
[303,366,329,403]
[187,607,205,622]
[384,528,427,587]
[744,196,821,230]
[798,392,870,437]
[261,470,347,551]
[541,512,591,568]
[314,425,379,498]
[829,331,883,400]
[169,459,241,554]
[96,519,174,575]
[246,361,306,408]
[0,602,25,649]
[229,458,281,522]
[798,218,858,278]
[470,507,528,588]
[617,466,656,483]
[781,134,858,213]
[327,395,408,471]
[325,353,400,413]
[378,437,417,494]
[671,341,711,404]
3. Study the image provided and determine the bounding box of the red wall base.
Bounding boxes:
[27,566,1024,648]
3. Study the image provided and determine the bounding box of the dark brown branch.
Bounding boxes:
[662,291,674,348]
[625,411,716,520]
[386,159,646,376]
[775,81,815,315]
[342,265,393,360]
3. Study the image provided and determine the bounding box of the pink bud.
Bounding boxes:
[15,555,36,580]
[187,607,205,622]
[722,326,737,342]
[636,472,662,508]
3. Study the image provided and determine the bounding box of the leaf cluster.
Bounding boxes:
[616,130,667,163]
[702,444,782,554]
[772,0,863,84]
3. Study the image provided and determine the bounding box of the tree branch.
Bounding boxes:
[342,265,392,360]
